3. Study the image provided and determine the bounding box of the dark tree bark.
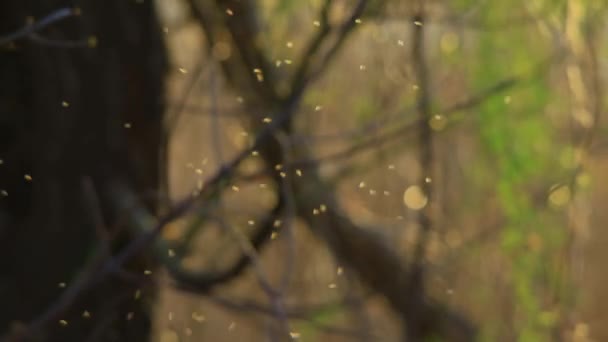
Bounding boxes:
[0,1,167,341]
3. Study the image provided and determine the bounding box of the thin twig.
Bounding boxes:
[301,0,369,92]
[0,8,78,46]
[288,0,335,97]
[212,214,290,338]
[275,132,298,292]
[410,6,434,289]
[291,66,546,169]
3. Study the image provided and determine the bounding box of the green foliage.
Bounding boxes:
[467,3,570,340]
[293,303,346,342]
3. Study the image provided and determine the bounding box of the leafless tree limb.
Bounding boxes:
[409,8,434,318]
[0,7,78,46]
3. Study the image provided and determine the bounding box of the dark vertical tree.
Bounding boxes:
[0,1,166,340]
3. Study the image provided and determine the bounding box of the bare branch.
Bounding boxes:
[292,166,475,340]
[295,0,370,95]
[187,0,279,105]
[288,75,520,170]
[0,7,78,46]
[213,213,290,338]
[409,7,434,300]
[288,0,335,97]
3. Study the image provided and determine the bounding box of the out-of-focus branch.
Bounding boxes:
[214,0,279,102]
[292,167,475,340]
[214,212,290,338]
[159,58,208,206]
[167,201,285,292]
[287,0,335,97]
[188,0,279,106]
[163,58,207,140]
[302,0,369,90]
[110,158,286,292]
[274,132,298,292]
[409,8,434,314]
[0,7,78,46]
[292,76,521,169]
[575,12,602,152]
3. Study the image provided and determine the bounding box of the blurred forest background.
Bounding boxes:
[1,0,608,341]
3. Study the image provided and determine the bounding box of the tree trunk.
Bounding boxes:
[0,1,166,340]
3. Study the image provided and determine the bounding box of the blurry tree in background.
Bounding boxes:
[2,0,608,341]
